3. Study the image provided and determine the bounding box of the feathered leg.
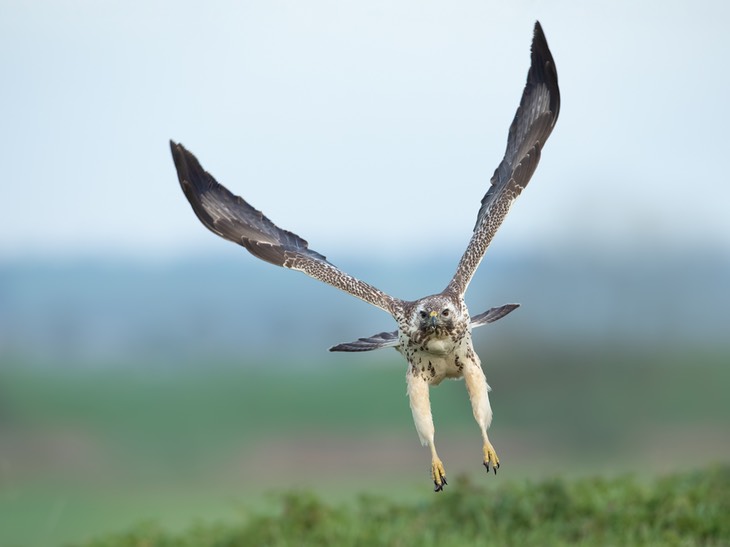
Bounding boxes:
[406,366,447,491]
[462,351,500,474]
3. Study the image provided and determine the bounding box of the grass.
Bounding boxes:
[75,465,730,546]
[1,348,729,546]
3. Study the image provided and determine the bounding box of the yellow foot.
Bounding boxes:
[431,458,447,492]
[483,442,500,475]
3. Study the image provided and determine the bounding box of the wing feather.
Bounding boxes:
[329,331,400,352]
[171,141,401,315]
[329,303,520,352]
[468,303,520,328]
[447,22,560,296]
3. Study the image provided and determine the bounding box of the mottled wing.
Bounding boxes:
[329,331,400,352]
[447,22,560,296]
[469,304,520,328]
[171,141,401,315]
[330,304,520,352]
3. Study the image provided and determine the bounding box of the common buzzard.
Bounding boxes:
[171,21,560,491]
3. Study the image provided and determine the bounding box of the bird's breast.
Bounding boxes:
[422,337,454,355]
[405,351,465,385]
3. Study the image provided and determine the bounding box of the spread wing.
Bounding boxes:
[469,303,520,328]
[329,331,400,353]
[330,303,520,352]
[447,22,560,296]
[171,141,401,316]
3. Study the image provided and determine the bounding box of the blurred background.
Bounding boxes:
[1,1,729,545]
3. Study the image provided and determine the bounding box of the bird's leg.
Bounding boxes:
[463,356,500,474]
[406,366,447,491]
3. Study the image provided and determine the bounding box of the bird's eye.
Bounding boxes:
[442,309,450,317]
[419,311,428,319]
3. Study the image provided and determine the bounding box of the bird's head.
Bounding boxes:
[410,295,464,337]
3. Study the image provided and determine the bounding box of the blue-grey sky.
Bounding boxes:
[2,0,728,260]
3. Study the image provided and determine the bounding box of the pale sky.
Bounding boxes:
[2,0,728,260]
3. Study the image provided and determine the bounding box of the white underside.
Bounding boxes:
[405,336,493,447]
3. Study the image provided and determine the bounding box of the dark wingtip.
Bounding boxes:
[531,21,548,55]
[529,20,560,121]
[169,140,194,188]
[169,140,231,247]
[533,20,545,39]
[328,342,377,353]
[170,144,194,196]
[169,139,180,165]
[169,140,185,166]
[470,303,521,328]
[329,342,366,352]
[328,330,400,352]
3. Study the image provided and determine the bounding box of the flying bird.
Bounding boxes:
[171,21,560,492]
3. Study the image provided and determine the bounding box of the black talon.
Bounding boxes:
[493,465,497,475]
[442,477,448,486]
[484,461,490,472]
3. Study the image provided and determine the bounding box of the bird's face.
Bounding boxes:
[411,295,463,337]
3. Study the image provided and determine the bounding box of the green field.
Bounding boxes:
[76,466,730,546]
[1,346,728,546]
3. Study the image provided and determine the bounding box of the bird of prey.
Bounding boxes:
[171,21,560,492]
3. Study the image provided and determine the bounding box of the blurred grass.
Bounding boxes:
[75,466,730,546]
[4,346,729,441]
[1,346,729,546]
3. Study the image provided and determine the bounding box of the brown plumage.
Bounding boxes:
[171,21,560,491]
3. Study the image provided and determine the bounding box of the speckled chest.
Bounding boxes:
[398,330,477,386]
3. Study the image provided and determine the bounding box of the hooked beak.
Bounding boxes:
[429,310,438,327]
